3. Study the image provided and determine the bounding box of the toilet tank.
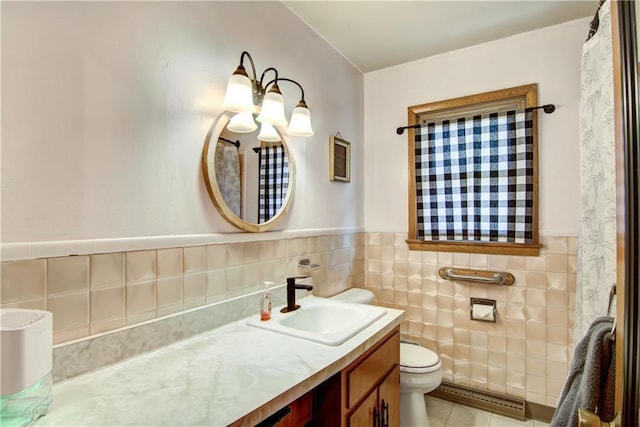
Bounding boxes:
[330,288,374,304]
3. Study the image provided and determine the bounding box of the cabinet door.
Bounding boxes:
[348,390,378,427]
[347,332,399,408]
[378,366,400,427]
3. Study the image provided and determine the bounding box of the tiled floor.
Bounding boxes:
[425,396,551,427]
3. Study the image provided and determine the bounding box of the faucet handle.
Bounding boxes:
[287,276,313,290]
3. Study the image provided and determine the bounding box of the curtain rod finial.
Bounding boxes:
[397,124,420,135]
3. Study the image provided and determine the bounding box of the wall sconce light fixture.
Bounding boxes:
[222,51,314,138]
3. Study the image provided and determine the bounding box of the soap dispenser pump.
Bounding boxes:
[260,281,273,321]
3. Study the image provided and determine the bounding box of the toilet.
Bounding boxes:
[399,342,442,427]
[331,288,443,427]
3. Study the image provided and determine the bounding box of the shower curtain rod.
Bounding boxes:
[395,103,556,135]
[586,0,606,42]
[218,136,240,148]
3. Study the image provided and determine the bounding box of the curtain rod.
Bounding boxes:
[395,103,556,135]
[252,142,284,153]
[586,0,606,42]
[218,136,240,148]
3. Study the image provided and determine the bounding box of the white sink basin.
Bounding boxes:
[247,296,387,346]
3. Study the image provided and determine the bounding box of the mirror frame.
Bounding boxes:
[202,112,296,232]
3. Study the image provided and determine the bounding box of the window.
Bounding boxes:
[406,84,541,256]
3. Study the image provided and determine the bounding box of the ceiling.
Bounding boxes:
[283,1,599,73]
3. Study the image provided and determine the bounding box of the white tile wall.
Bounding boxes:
[1,233,365,345]
[365,232,576,407]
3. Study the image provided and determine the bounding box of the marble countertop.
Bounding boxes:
[36,298,404,427]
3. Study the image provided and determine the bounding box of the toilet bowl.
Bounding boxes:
[399,342,442,427]
[330,288,443,427]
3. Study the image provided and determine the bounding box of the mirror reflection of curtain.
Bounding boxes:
[575,0,616,340]
[258,143,289,223]
[215,141,241,217]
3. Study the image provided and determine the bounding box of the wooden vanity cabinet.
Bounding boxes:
[314,328,400,427]
[348,366,399,427]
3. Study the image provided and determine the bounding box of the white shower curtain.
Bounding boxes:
[575,0,617,340]
[215,142,242,217]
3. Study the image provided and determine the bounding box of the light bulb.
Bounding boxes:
[287,103,314,137]
[221,68,256,114]
[227,112,257,133]
[257,123,281,142]
[256,85,287,126]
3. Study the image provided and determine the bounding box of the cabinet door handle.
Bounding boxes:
[373,406,380,427]
[381,399,389,427]
[255,405,291,426]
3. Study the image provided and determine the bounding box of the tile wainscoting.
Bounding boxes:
[364,232,577,408]
[1,233,365,345]
[2,230,575,410]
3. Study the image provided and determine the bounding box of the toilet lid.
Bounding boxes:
[400,343,440,368]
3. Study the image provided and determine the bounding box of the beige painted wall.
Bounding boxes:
[1,2,364,245]
[363,18,590,237]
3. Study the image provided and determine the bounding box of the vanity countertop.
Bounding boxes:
[36,300,404,427]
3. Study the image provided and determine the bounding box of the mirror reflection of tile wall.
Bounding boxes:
[1,233,365,344]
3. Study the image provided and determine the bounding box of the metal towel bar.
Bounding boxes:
[438,267,515,286]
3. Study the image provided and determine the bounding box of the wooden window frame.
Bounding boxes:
[406,84,542,256]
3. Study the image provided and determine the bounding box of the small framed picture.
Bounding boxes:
[330,136,351,182]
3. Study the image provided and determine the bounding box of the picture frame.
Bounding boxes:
[329,136,351,182]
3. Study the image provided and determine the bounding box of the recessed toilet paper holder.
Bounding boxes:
[470,298,497,322]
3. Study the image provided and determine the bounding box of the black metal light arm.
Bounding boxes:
[236,51,308,105]
[260,67,279,89]
[239,51,257,82]
[274,77,306,102]
[263,77,308,109]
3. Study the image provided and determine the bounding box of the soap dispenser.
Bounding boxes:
[260,281,273,321]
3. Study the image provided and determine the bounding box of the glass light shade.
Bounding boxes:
[257,123,281,142]
[227,112,257,133]
[287,106,314,137]
[256,91,287,126]
[221,73,256,114]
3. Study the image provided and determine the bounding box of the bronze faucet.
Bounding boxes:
[281,276,313,313]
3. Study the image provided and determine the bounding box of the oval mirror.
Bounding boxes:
[202,112,295,232]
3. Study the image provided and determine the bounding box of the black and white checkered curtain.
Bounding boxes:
[258,144,289,224]
[415,110,534,243]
